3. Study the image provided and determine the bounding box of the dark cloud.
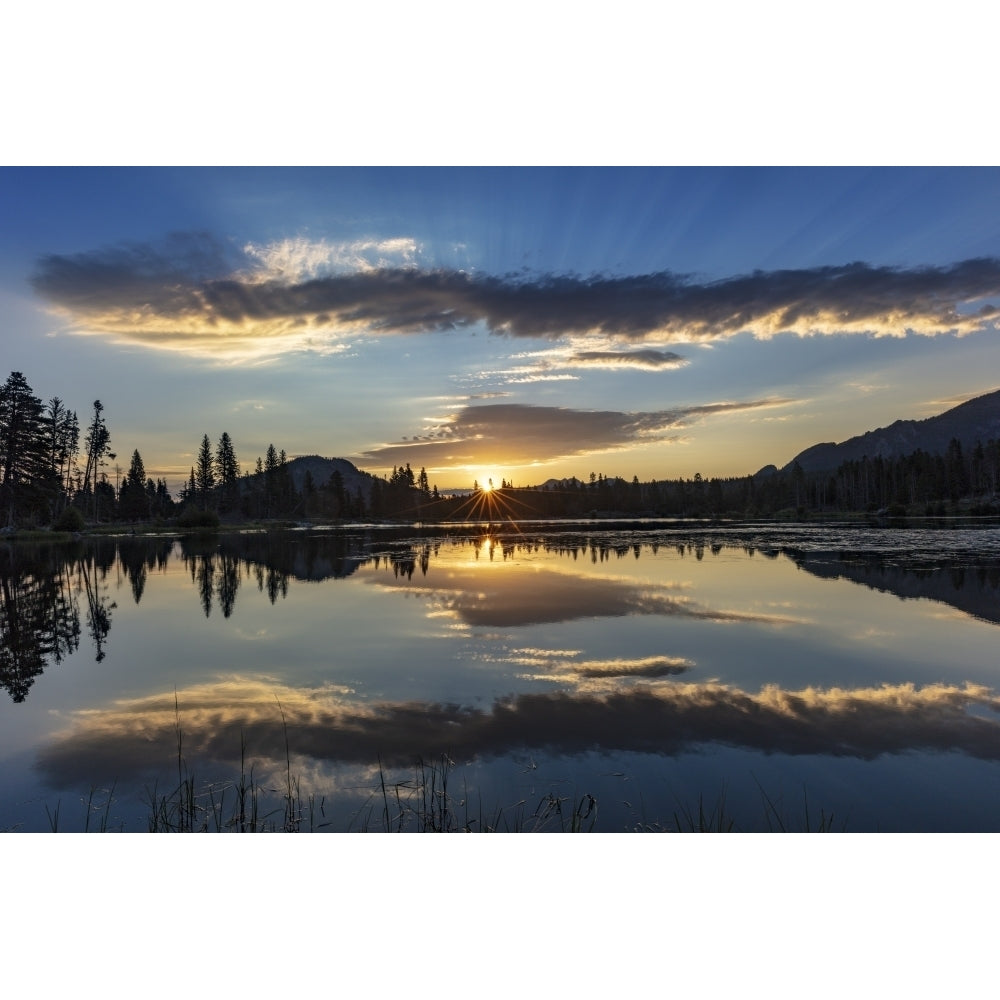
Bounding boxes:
[35,677,1000,786]
[31,235,1000,359]
[357,399,790,468]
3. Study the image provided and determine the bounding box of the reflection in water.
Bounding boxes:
[0,543,102,701]
[372,561,802,628]
[498,649,694,690]
[790,552,1000,626]
[186,547,247,618]
[5,525,1000,831]
[4,527,1000,704]
[0,537,188,700]
[36,674,1000,789]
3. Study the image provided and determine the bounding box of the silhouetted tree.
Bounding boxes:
[0,372,51,526]
[44,396,78,519]
[119,449,150,520]
[195,434,216,510]
[215,432,240,513]
[82,400,111,521]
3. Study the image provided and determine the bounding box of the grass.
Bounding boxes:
[752,774,847,833]
[346,754,600,833]
[33,757,846,833]
[44,781,118,832]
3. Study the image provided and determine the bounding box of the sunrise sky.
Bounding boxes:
[2,166,1000,492]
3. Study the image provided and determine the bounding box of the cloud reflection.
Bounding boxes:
[36,676,1000,789]
[499,649,695,691]
[371,561,801,628]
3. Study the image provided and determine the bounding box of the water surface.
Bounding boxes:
[3,523,1000,831]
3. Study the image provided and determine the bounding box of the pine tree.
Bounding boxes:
[0,372,49,526]
[303,469,316,513]
[264,444,279,517]
[82,400,111,521]
[215,432,240,513]
[195,434,216,510]
[154,478,172,517]
[328,468,346,517]
[278,449,295,515]
[44,397,78,517]
[120,449,150,520]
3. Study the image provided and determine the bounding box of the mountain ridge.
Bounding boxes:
[781,389,1000,474]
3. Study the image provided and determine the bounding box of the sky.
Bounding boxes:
[2,166,1000,493]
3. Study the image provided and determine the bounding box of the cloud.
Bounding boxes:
[31,234,1000,361]
[502,372,580,384]
[35,676,1000,786]
[241,236,420,281]
[566,349,687,370]
[845,381,891,394]
[482,347,688,384]
[357,398,791,469]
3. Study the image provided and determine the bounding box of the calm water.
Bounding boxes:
[3,522,1000,832]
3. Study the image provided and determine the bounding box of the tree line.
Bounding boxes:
[0,370,435,527]
[4,369,999,530]
[449,440,1000,521]
[0,371,304,528]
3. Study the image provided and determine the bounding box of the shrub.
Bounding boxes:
[52,506,86,532]
[176,505,221,530]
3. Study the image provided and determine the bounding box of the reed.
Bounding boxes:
[25,712,848,832]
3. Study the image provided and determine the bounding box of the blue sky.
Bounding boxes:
[3,166,1000,492]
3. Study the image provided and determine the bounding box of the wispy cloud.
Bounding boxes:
[357,398,792,470]
[566,349,688,370]
[241,236,420,282]
[501,372,580,384]
[481,346,688,385]
[31,233,1000,361]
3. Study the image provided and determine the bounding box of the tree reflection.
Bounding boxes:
[0,545,80,701]
[0,542,122,700]
[217,552,240,618]
[78,558,114,662]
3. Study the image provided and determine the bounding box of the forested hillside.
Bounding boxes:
[784,389,1000,473]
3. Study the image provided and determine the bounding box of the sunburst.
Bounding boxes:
[446,480,544,525]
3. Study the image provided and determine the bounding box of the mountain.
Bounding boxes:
[284,455,378,497]
[782,389,1000,474]
[540,477,585,490]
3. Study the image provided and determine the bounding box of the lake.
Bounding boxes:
[3,521,1000,832]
